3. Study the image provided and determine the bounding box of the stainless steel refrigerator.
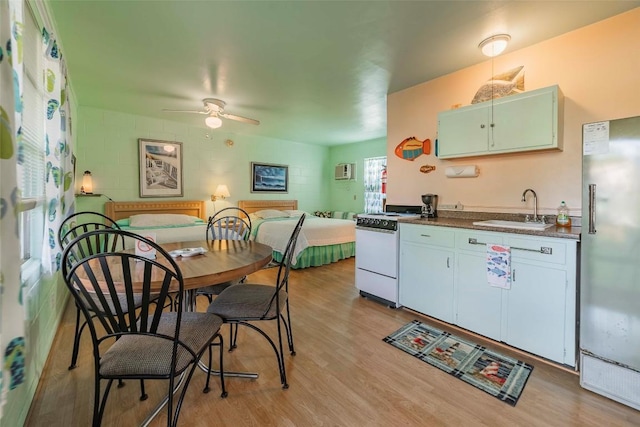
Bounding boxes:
[580,115,640,410]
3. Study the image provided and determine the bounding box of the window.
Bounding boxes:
[363,156,386,213]
[18,6,46,263]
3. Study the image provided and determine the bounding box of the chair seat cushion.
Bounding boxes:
[196,279,241,296]
[206,284,287,320]
[100,312,223,378]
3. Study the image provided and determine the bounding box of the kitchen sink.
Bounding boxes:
[472,219,555,230]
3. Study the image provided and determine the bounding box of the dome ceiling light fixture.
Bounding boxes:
[205,115,223,129]
[478,34,511,57]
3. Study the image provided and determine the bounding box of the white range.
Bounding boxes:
[355,206,421,307]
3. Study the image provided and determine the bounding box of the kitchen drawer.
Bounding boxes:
[456,231,504,252]
[400,224,455,248]
[506,236,567,265]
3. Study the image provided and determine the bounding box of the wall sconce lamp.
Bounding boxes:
[81,170,93,194]
[211,184,230,201]
[478,33,511,57]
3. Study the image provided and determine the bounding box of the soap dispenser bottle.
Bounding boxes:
[556,201,571,227]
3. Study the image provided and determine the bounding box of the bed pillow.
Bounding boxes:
[129,214,201,227]
[314,211,332,218]
[253,209,290,219]
[283,210,308,217]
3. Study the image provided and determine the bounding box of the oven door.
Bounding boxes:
[355,227,398,278]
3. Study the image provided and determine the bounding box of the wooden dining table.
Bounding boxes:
[158,239,273,292]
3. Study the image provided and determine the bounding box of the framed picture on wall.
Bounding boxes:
[251,162,288,193]
[138,138,183,198]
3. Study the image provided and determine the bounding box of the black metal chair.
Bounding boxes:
[58,213,124,370]
[62,229,226,427]
[196,207,253,303]
[206,213,305,389]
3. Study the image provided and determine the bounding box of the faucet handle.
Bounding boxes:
[540,215,547,224]
[525,215,530,223]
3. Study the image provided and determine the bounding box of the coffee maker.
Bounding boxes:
[421,194,438,218]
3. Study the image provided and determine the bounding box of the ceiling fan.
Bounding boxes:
[162,98,260,129]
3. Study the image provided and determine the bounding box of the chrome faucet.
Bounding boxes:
[521,188,543,223]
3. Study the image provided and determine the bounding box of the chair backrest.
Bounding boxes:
[58,211,120,249]
[207,207,252,241]
[60,222,125,270]
[264,213,305,319]
[62,229,182,354]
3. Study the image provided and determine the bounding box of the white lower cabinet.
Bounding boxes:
[456,252,503,341]
[399,224,455,323]
[505,262,567,362]
[399,223,577,367]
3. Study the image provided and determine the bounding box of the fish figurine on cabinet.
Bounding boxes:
[395,136,431,161]
[419,165,436,174]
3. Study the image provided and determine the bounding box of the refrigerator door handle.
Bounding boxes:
[588,183,597,234]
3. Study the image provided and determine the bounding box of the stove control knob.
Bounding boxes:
[382,220,389,227]
[373,219,380,226]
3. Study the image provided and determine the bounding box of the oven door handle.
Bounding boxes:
[356,226,396,234]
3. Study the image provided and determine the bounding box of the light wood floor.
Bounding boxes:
[27,257,640,426]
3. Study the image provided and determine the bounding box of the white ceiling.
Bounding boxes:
[46,1,639,146]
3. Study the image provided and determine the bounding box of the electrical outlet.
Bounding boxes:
[455,202,464,210]
[440,204,455,210]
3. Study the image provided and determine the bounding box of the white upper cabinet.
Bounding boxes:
[437,85,563,159]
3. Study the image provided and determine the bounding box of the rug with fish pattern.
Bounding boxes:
[383,320,533,406]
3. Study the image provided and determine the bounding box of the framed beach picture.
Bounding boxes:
[251,162,288,193]
[138,138,183,198]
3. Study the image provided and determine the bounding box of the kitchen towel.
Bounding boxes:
[486,244,511,289]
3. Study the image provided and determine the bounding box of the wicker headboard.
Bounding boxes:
[105,200,207,221]
[237,200,298,215]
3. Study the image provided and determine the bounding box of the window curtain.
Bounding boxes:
[1,0,26,415]
[363,156,386,213]
[41,25,73,273]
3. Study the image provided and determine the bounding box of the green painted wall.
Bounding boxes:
[74,107,332,216]
[327,137,387,213]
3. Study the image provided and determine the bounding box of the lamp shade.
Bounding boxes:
[205,115,223,129]
[479,34,511,57]
[214,184,230,199]
[82,170,93,194]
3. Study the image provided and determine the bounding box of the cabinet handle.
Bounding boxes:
[447,257,450,268]
[512,268,516,282]
[420,234,431,238]
[490,123,495,127]
[467,237,553,255]
[480,124,485,129]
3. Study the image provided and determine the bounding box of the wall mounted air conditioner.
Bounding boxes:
[335,163,354,180]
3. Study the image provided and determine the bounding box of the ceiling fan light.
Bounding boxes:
[205,115,223,129]
[479,34,511,57]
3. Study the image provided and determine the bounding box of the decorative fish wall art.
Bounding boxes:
[471,65,525,104]
[395,136,431,161]
[419,165,436,174]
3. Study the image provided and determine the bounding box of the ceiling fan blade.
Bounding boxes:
[161,109,208,115]
[220,112,260,125]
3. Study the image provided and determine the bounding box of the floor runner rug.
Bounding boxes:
[383,320,534,406]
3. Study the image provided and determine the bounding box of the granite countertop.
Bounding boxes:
[399,211,581,241]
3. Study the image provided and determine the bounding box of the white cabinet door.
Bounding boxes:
[437,103,488,158]
[491,88,557,152]
[505,262,567,363]
[456,252,503,341]
[399,241,455,323]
